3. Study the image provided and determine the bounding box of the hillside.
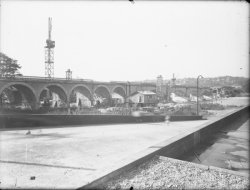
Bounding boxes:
[143,76,249,92]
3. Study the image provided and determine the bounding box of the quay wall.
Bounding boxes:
[81,106,249,189]
[169,115,203,121]
[0,114,165,128]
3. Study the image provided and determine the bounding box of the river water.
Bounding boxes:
[179,117,249,174]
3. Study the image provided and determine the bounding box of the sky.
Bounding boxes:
[1,1,249,81]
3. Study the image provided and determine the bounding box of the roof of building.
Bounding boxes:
[129,90,156,97]
[111,93,124,99]
[137,91,156,95]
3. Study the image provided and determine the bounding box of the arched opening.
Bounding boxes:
[94,86,111,108]
[0,84,37,110]
[39,85,67,108]
[69,86,92,108]
[112,86,126,105]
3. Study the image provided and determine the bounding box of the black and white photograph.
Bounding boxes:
[0,0,249,189]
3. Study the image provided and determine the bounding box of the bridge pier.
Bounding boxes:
[33,102,40,110]
[66,101,70,114]
[90,98,94,107]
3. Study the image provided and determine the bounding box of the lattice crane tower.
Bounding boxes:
[45,17,55,78]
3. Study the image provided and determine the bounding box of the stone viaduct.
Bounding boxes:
[0,76,157,109]
[0,76,211,109]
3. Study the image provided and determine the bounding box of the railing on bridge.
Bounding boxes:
[0,75,95,83]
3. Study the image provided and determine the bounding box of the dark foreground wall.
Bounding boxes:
[80,106,249,189]
[0,114,165,128]
[169,115,203,121]
[158,107,249,159]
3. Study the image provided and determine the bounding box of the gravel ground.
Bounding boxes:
[103,156,249,190]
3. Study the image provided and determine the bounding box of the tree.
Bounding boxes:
[0,52,22,78]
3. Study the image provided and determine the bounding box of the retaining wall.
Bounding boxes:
[80,106,249,189]
[169,115,203,121]
[0,114,165,128]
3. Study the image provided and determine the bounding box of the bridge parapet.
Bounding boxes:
[0,76,94,84]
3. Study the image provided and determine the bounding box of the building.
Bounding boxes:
[111,93,124,104]
[128,91,157,107]
[156,75,164,99]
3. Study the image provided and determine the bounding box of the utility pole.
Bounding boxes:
[171,73,176,94]
[45,17,55,78]
[197,75,204,115]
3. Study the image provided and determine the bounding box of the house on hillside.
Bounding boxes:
[128,91,157,107]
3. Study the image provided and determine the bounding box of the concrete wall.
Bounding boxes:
[80,106,249,189]
[0,114,165,128]
[157,106,249,159]
[169,115,203,121]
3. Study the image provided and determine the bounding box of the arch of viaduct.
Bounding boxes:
[0,77,157,109]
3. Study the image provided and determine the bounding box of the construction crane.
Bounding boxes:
[45,17,55,78]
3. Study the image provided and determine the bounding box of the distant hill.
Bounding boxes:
[143,76,249,92]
